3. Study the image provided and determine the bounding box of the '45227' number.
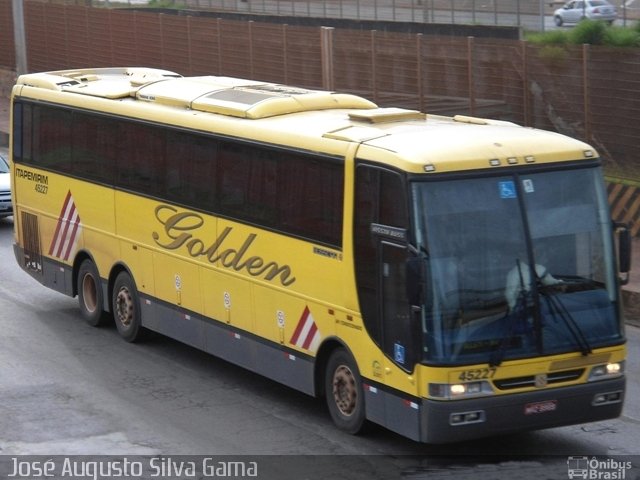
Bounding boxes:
[458,367,496,382]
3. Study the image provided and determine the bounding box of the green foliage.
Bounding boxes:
[604,26,640,47]
[147,0,179,8]
[527,30,569,45]
[569,19,607,45]
[525,21,640,48]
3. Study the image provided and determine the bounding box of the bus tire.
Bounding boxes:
[77,259,107,327]
[325,348,366,434]
[112,271,145,343]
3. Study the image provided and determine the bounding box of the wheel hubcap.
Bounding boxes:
[82,274,97,313]
[115,287,134,327]
[332,365,357,416]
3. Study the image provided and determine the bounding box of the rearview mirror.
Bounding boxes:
[614,222,632,284]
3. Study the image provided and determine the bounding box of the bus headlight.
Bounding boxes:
[588,361,624,381]
[429,381,494,400]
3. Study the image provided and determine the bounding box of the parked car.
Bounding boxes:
[554,0,617,26]
[0,154,12,218]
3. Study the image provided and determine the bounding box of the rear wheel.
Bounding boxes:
[324,349,366,434]
[77,259,107,326]
[112,271,145,343]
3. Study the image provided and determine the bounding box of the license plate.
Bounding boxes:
[524,400,557,415]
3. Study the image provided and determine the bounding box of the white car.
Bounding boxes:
[0,155,12,218]
[554,0,617,26]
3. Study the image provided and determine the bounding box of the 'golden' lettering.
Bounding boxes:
[152,205,296,286]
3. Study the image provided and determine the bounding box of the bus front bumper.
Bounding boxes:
[420,377,625,444]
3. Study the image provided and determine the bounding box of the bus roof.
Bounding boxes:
[14,67,597,174]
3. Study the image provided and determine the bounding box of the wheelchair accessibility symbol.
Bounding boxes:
[499,180,517,199]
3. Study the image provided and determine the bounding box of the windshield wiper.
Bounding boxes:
[538,280,592,356]
[551,275,602,293]
[491,266,594,365]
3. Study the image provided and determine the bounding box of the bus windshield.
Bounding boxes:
[412,166,624,365]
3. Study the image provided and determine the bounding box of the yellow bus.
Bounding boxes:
[10,67,629,443]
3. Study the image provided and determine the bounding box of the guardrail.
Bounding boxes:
[44,0,640,31]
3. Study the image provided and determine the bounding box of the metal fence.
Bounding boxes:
[186,0,552,30]
[190,0,637,30]
[26,0,640,31]
[1,2,640,181]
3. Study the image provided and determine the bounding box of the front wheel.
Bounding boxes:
[112,271,145,343]
[554,15,564,27]
[77,259,107,327]
[324,349,366,434]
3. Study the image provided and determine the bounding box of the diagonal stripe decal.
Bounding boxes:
[49,190,82,261]
[290,306,322,353]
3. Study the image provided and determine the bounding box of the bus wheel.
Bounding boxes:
[77,259,107,327]
[325,349,366,434]
[112,271,144,343]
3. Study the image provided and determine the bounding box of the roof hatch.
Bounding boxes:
[17,67,378,119]
[349,107,425,123]
[133,76,376,118]
[17,67,181,99]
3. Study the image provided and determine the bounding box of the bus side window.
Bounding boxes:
[354,164,409,356]
[377,172,416,369]
[354,165,382,345]
[71,112,116,185]
[117,123,165,196]
[22,103,33,164]
[278,155,343,246]
[164,131,218,211]
[12,102,23,161]
[217,143,248,215]
[32,105,72,173]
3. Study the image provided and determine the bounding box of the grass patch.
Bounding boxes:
[147,0,181,8]
[604,26,640,47]
[569,19,608,45]
[527,30,569,45]
[525,20,640,47]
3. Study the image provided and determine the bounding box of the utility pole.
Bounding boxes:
[12,0,28,75]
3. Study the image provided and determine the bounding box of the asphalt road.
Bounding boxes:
[0,150,639,478]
